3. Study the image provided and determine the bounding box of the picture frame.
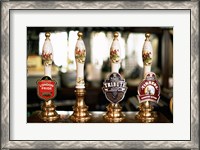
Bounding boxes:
[1,0,199,149]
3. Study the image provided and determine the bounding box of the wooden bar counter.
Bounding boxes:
[27,111,171,123]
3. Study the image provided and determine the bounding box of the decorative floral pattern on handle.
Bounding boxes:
[42,52,53,66]
[110,49,120,63]
[76,77,85,85]
[75,48,86,64]
[142,51,152,66]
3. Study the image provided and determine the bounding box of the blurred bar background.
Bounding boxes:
[27,27,173,122]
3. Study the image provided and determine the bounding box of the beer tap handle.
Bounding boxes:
[42,32,53,78]
[110,32,121,73]
[142,33,153,78]
[75,32,86,89]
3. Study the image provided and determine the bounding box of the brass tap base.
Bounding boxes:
[135,101,157,123]
[69,111,91,123]
[103,103,125,123]
[38,100,60,122]
[69,88,91,123]
[135,111,158,123]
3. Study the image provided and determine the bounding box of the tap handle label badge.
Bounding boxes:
[37,76,57,101]
[102,72,127,104]
[137,72,160,103]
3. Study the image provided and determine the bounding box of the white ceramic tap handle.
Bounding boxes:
[142,33,153,77]
[110,32,121,73]
[42,32,53,78]
[75,32,86,89]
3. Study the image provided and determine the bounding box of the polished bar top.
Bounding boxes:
[27,111,171,123]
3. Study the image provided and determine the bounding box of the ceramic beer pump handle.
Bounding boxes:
[142,33,153,77]
[103,32,127,123]
[42,32,53,78]
[70,32,91,123]
[110,32,121,73]
[75,32,86,89]
[38,32,59,122]
[135,33,159,123]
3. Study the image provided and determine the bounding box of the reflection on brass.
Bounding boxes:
[135,101,157,123]
[103,103,125,123]
[45,32,51,40]
[113,32,119,39]
[38,100,60,122]
[170,97,173,114]
[77,31,83,40]
[69,88,91,123]
[145,33,150,41]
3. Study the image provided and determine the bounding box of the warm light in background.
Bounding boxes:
[127,33,145,68]
[91,32,109,65]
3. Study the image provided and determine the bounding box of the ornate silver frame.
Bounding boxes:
[1,1,199,149]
